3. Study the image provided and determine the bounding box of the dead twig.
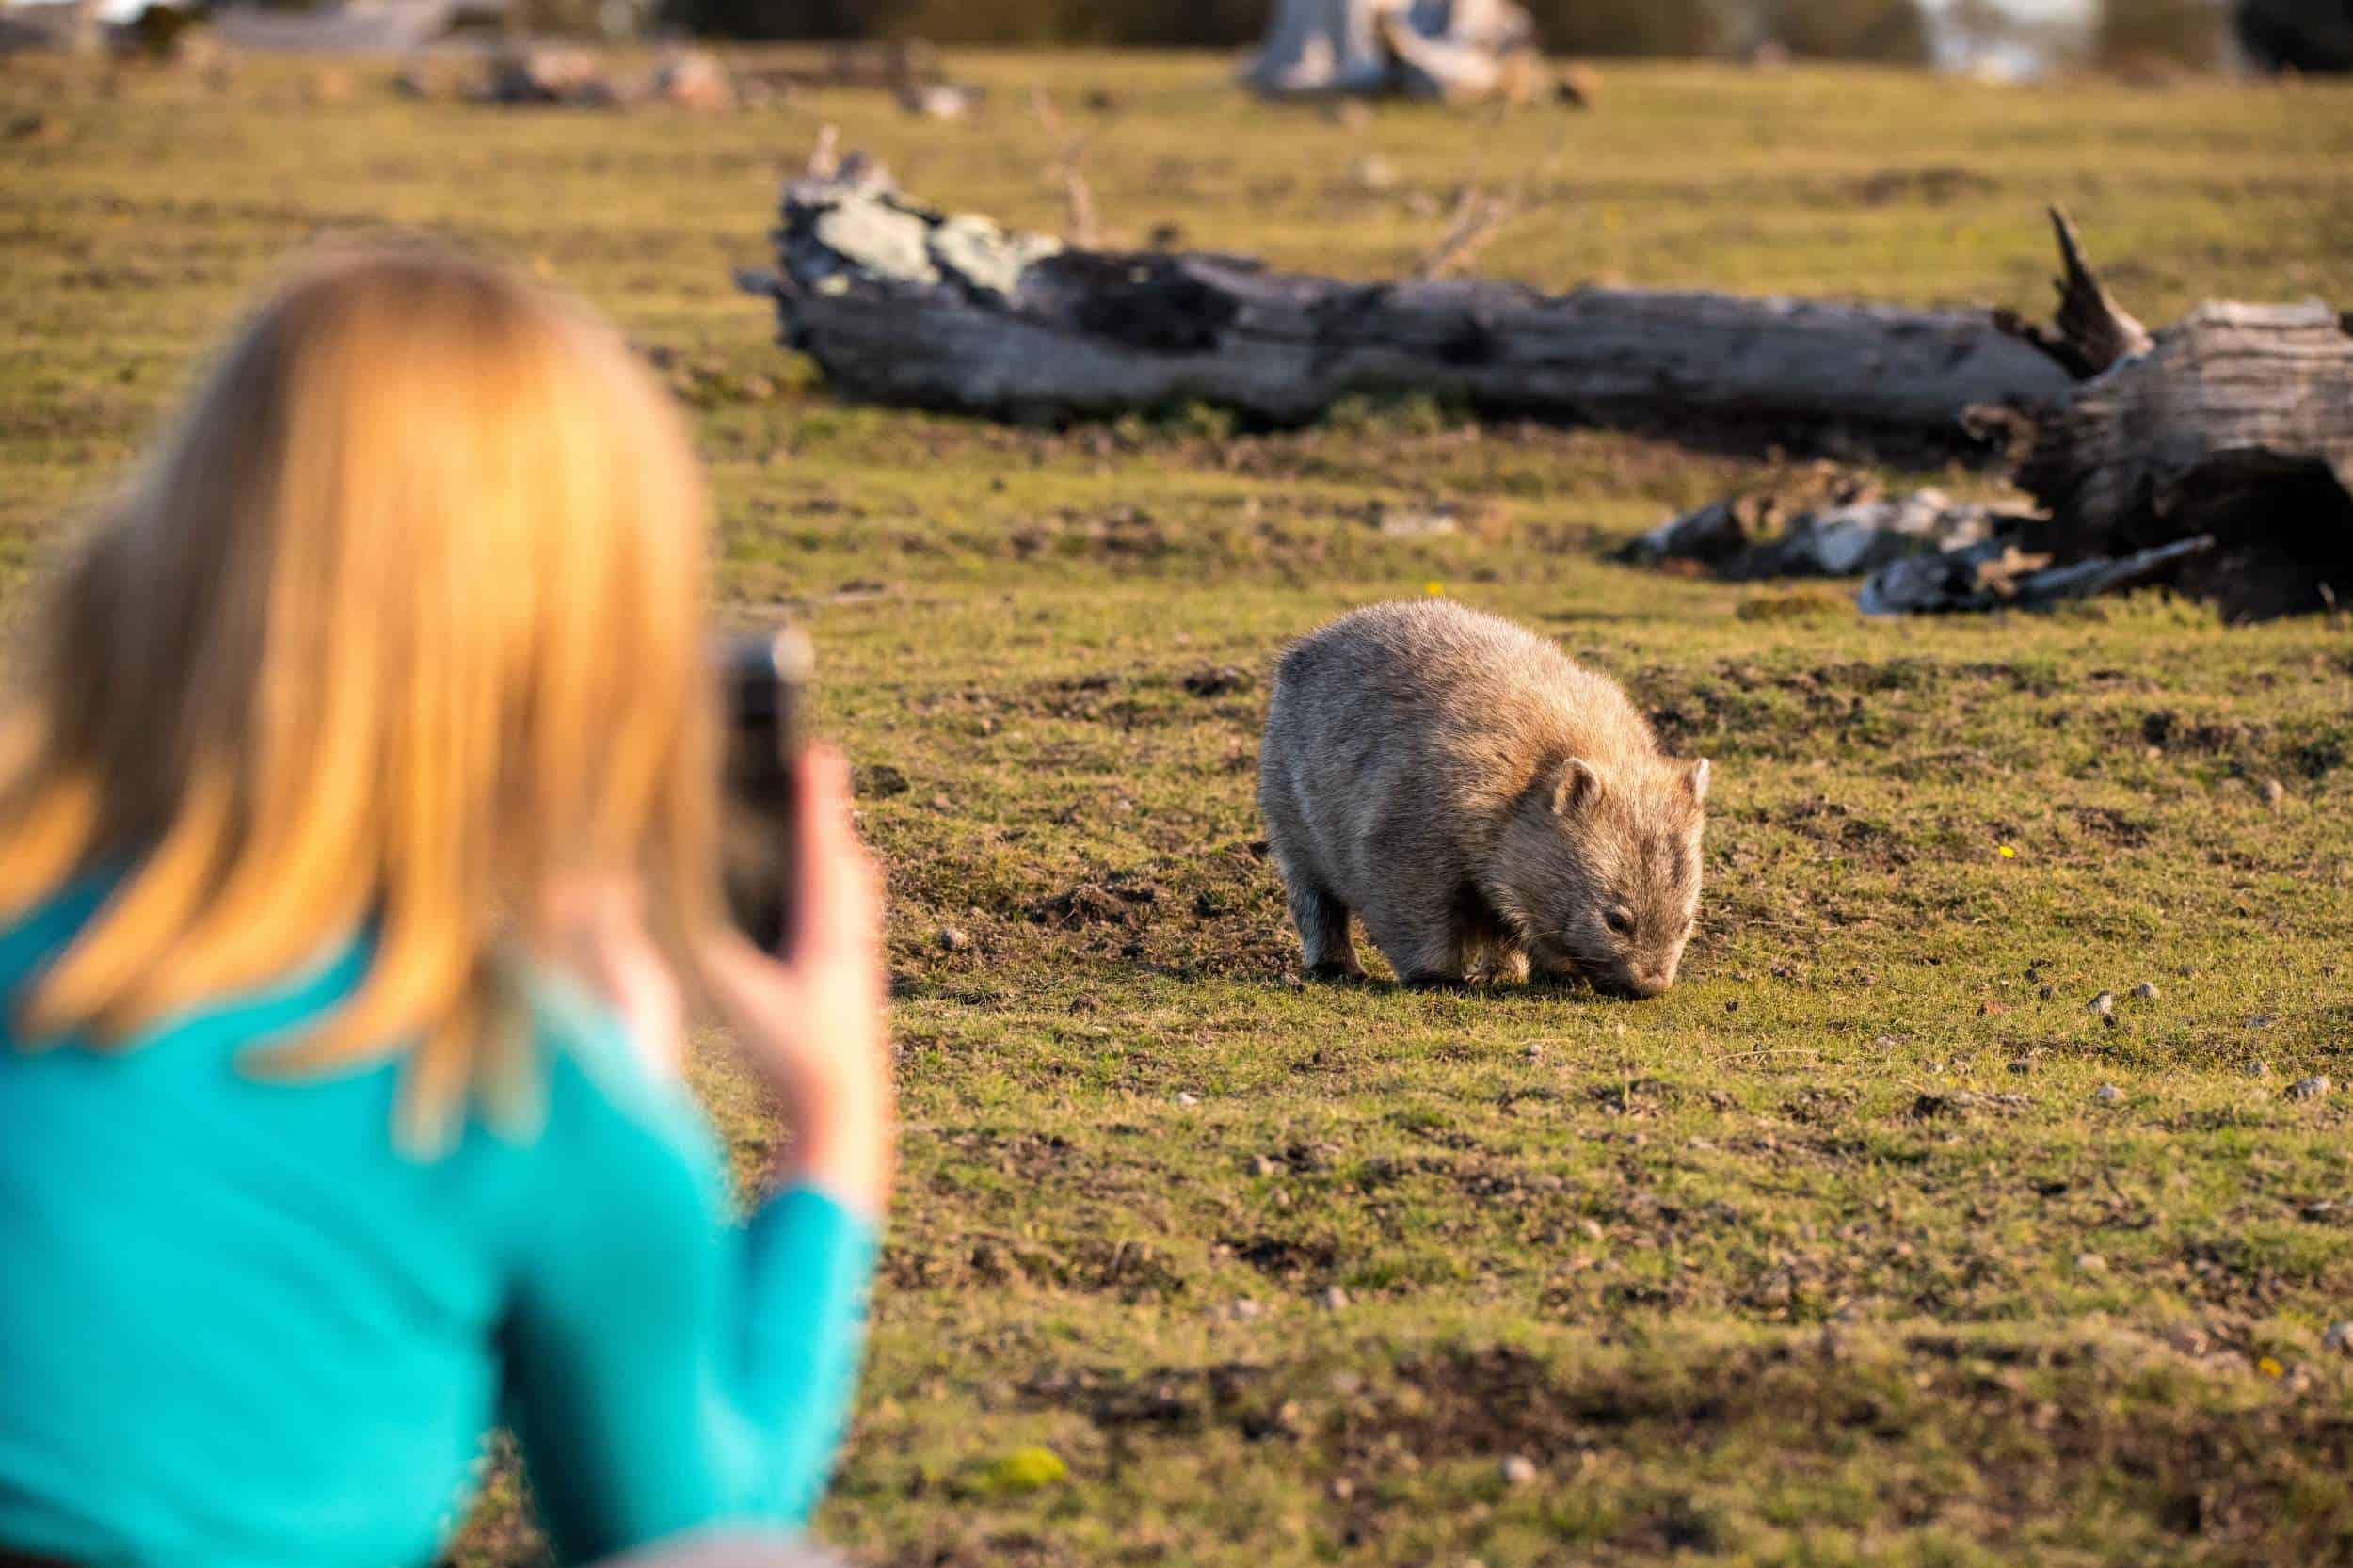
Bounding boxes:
[1407,138,1566,283]
[1410,184,1522,281]
[1031,87,1109,248]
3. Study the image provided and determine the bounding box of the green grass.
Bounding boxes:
[7,44,2353,1568]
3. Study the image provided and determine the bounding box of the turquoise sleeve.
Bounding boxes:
[736,1187,881,1525]
[498,1032,879,1563]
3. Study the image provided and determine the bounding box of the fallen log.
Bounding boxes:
[735,156,2071,460]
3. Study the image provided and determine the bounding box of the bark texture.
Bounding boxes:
[737,167,2072,458]
[2001,211,2353,618]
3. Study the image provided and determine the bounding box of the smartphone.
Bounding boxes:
[719,627,814,952]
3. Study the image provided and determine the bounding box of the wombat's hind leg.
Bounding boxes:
[1287,880,1364,980]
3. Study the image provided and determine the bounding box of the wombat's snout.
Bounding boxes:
[1609,960,1679,1000]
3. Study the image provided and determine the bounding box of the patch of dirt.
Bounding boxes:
[1181,664,1252,697]
[1905,1090,2032,1120]
[888,1230,1190,1303]
[2068,804,2153,848]
[1768,796,1917,868]
[1019,1361,1292,1439]
[856,761,913,798]
[1222,1233,1340,1286]
[1029,877,1158,929]
[1590,1076,1677,1117]
[1848,164,2000,206]
[1780,1086,1858,1125]
[2142,710,2271,756]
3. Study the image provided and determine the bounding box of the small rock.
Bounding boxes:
[1229,1296,1264,1322]
[1176,1091,1201,1107]
[898,81,983,119]
[1181,664,1249,697]
[2092,1084,2123,1105]
[1524,1042,1545,1061]
[1321,1284,1352,1312]
[1374,505,1458,539]
[2075,1251,2106,1272]
[1577,1218,1605,1242]
[2134,981,2159,1000]
[1500,1454,1540,1487]
[2261,777,2287,808]
[1351,153,1398,192]
[1328,1476,1357,1501]
[1246,1154,1278,1177]
[2289,1075,2332,1102]
[937,925,971,952]
[2091,991,2116,1017]
[2245,1060,2271,1078]
[2324,1322,2353,1355]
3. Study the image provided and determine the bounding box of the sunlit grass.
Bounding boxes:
[4,47,2352,1568]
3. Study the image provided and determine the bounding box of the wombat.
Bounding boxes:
[1257,600,1708,996]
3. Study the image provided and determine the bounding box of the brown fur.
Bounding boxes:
[1257,600,1708,996]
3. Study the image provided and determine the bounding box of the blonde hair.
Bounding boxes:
[0,245,723,1151]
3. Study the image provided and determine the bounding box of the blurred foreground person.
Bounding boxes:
[0,248,894,1567]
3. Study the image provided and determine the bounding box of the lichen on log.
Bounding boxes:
[737,158,2071,459]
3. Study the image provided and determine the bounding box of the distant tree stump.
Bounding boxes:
[1999,209,2353,619]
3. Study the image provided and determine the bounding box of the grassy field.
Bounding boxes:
[8,45,2353,1568]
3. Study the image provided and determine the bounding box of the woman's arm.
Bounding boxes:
[512,747,894,1560]
[501,1101,879,1559]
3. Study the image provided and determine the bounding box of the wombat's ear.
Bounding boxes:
[1686,758,1711,807]
[1551,758,1604,815]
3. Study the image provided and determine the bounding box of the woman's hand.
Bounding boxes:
[699,745,895,1220]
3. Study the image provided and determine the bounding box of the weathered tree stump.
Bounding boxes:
[1998,209,2353,619]
[736,160,2071,461]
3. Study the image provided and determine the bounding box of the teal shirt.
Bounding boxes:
[0,883,878,1568]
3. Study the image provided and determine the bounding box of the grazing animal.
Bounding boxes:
[1257,600,1708,995]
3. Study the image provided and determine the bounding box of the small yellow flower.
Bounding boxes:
[1997,845,2017,859]
[2259,1355,2284,1379]
[1424,581,1445,596]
